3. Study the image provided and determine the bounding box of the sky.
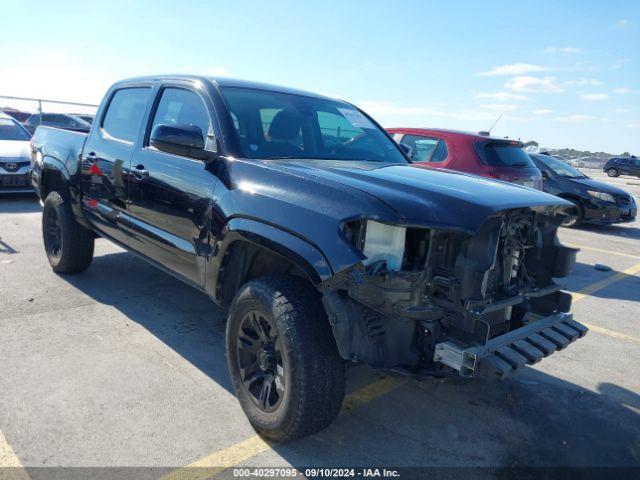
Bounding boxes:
[1,0,638,153]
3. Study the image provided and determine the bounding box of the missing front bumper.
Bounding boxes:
[433,313,588,379]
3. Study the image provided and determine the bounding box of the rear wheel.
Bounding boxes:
[42,191,94,273]
[607,168,620,177]
[226,276,345,441]
[561,198,584,228]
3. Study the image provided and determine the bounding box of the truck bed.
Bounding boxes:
[30,126,88,195]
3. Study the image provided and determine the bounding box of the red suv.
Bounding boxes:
[387,128,543,190]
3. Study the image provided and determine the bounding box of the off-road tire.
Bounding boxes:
[42,191,94,273]
[607,168,620,177]
[226,276,345,442]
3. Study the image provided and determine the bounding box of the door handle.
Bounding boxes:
[131,164,149,179]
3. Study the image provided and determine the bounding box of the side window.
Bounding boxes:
[148,88,212,149]
[402,134,446,162]
[102,87,151,143]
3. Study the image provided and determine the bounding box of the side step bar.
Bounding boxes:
[433,313,588,379]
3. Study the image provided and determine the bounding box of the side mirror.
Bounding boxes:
[541,170,551,180]
[399,143,413,159]
[150,124,210,160]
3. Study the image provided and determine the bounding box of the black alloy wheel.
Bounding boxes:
[236,310,286,413]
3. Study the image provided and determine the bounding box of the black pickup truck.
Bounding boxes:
[30,75,587,441]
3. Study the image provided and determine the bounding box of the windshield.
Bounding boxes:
[481,143,536,167]
[220,87,407,163]
[537,154,586,178]
[0,118,31,141]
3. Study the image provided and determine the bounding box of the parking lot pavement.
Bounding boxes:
[1,184,639,477]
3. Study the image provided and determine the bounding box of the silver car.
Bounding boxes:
[0,112,33,193]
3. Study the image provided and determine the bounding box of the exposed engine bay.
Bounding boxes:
[321,207,588,378]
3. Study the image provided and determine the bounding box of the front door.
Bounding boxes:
[126,86,218,286]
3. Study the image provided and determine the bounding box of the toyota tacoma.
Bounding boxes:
[30,75,587,441]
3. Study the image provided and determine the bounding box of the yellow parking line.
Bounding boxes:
[571,261,640,302]
[564,243,640,260]
[569,261,640,344]
[160,377,406,480]
[0,429,30,480]
[580,322,640,345]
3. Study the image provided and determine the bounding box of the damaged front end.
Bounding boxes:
[321,207,588,379]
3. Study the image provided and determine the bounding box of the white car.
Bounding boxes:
[0,112,33,193]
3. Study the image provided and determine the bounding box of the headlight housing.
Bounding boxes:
[343,220,407,271]
[587,191,615,203]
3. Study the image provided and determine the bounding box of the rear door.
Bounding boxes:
[81,86,152,245]
[126,84,218,286]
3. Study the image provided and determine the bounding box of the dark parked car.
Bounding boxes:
[23,113,91,134]
[387,128,543,190]
[1,108,33,123]
[73,114,95,124]
[530,153,637,226]
[31,75,587,441]
[603,156,640,178]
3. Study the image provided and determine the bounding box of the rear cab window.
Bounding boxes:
[101,87,151,143]
[477,142,535,167]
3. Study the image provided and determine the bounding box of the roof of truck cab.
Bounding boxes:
[115,75,343,102]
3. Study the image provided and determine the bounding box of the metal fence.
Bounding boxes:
[0,95,98,127]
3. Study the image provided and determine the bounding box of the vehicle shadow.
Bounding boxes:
[60,250,235,394]
[59,251,640,470]
[0,193,41,214]
[568,262,640,303]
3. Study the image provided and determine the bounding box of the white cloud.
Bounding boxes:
[206,67,230,76]
[362,61,374,67]
[545,46,581,54]
[505,76,564,93]
[555,114,596,123]
[563,78,604,86]
[580,93,609,101]
[533,109,553,115]
[613,88,638,94]
[476,63,549,77]
[618,19,629,26]
[614,108,630,113]
[357,100,511,123]
[627,123,640,128]
[476,92,526,101]
[480,104,518,111]
[612,59,630,69]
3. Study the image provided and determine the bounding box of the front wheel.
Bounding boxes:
[42,191,94,273]
[226,276,346,441]
[607,168,620,177]
[561,199,584,228]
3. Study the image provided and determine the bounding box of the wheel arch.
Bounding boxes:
[210,218,333,305]
[39,158,70,200]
